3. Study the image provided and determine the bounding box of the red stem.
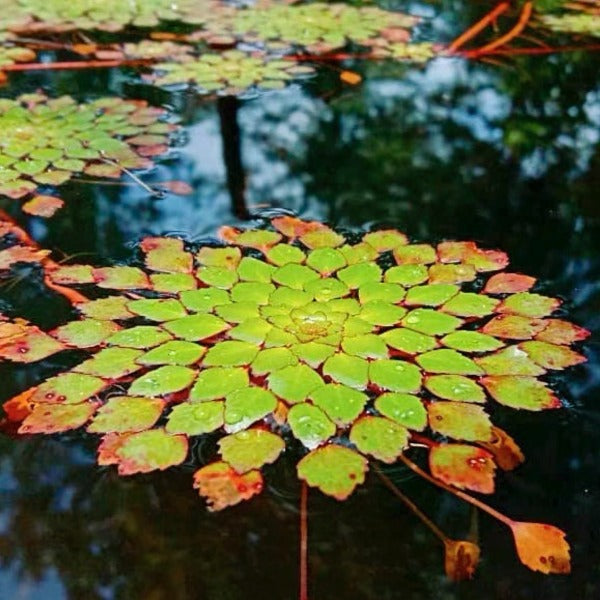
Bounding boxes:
[299,481,309,600]
[448,1,510,53]
[1,58,151,72]
[468,1,533,57]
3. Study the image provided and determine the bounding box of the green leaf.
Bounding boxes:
[358,300,406,326]
[310,383,368,426]
[497,293,560,318]
[322,353,369,389]
[481,376,561,411]
[362,229,407,251]
[297,445,368,500]
[269,286,312,307]
[203,340,260,367]
[224,386,277,433]
[190,367,249,401]
[237,256,276,283]
[401,309,464,336]
[136,341,206,366]
[405,284,459,307]
[304,278,349,302]
[369,359,422,393]
[441,331,504,353]
[87,397,164,433]
[163,314,229,341]
[341,334,389,359]
[272,263,320,289]
[339,243,379,265]
[77,296,134,320]
[216,302,260,323]
[73,348,144,379]
[357,282,405,304]
[150,273,197,293]
[428,402,493,441]
[350,416,409,463]
[416,349,484,375]
[126,298,188,321]
[475,346,546,376]
[197,246,241,268]
[166,401,224,435]
[288,402,336,449]
[384,264,428,287]
[441,292,499,317]
[519,341,585,370]
[394,244,437,264]
[180,288,230,312]
[305,248,346,274]
[229,318,273,344]
[197,266,239,289]
[425,375,485,403]
[32,373,106,404]
[251,347,298,375]
[129,365,196,396]
[337,263,382,289]
[267,364,324,404]
[107,428,188,475]
[231,281,275,305]
[290,342,335,367]
[107,325,172,349]
[140,237,192,274]
[381,328,437,355]
[218,429,284,472]
[265,243,306,266]
[374,393,427,430]
[94,266,149,290]
[299,228,345,249]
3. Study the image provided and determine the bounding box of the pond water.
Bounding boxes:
[1,1,600,599]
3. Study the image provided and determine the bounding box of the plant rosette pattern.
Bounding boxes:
[147,50,314,94]
[0,0,233,35]
[1,217,587,576]
[229,2,419,54]
[0,94,176,203]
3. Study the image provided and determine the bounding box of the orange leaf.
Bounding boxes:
[193,461,263,511]
[509,521,571,574]
[271,216,324,238]
[71,43,97,55]
[22,195,64,218]
[478,426,524,471]
[444,539,480,581]
[2,387,37,422]
[156,180,194,195]
[340,70,362,85]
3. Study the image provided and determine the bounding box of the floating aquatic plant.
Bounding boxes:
[0,44,35,68]
[0,93,175,204]
[148,50,314,93]
[230,2,418,53]
[1,217,587,578]
[0,0,232,35]
[539,13,600,38]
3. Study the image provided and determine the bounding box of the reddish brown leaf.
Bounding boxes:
[509,521,571,574]
[0,330,65,363]
[22,195,64,218]
[478,426,524,471]
[429,443,496,494]
[535,319,591,345]
[519,340,586,370]
[481,315,547,340]
[271,216,325,238]
[137,143,168,157]
[18,401,99,434]
[444,539,481,581]
[0,246,50,269]
[193,461,263,511]
[484,272,536,294]
[156,180,194,195]
[2,387,36,422]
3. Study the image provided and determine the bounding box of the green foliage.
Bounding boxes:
[1,218,588,519]
[0,94,174,203]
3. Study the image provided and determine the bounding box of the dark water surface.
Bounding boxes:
[1,1,600,599]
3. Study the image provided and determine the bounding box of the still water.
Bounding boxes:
[1,1,599,598]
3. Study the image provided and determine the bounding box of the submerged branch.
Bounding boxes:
[448,1,510,53]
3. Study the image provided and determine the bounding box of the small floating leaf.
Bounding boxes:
[481,376,561,411]
[218,429,284,473]
[509,522,571,574]
[428,402,493,442]
[87,397,164,433]
[19,402,99,434]
[288,403,336,449]
[129,365,196,396]
[350,416,409,463]
[374,393,427,430]
[166,401,224,436]
[429,444,496,493]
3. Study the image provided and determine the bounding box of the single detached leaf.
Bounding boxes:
[374,393,427,430]
[110,428,188,475]
[128,365,196,396]
[429,444,496,494]
[288,403,336,449]
[193,462,263,511]
[350,416,409,463]
[309,383,368,426]
[19,402,99,434]
[481,376,561,411]
[297,445,368,500]
[224,386,277,433]
[218,429,284,473]
[87,396,164,433]
[509,522,571,574]
[165,400,224,435]
[428,401,493,442]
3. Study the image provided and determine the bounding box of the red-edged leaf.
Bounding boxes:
[535,319,590,345]
[481,376,561,411]
[484,272,536,294]
[22,195,64,218]
[18,401,99,434]
[509,521,571,574]
[481,315,548,340]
